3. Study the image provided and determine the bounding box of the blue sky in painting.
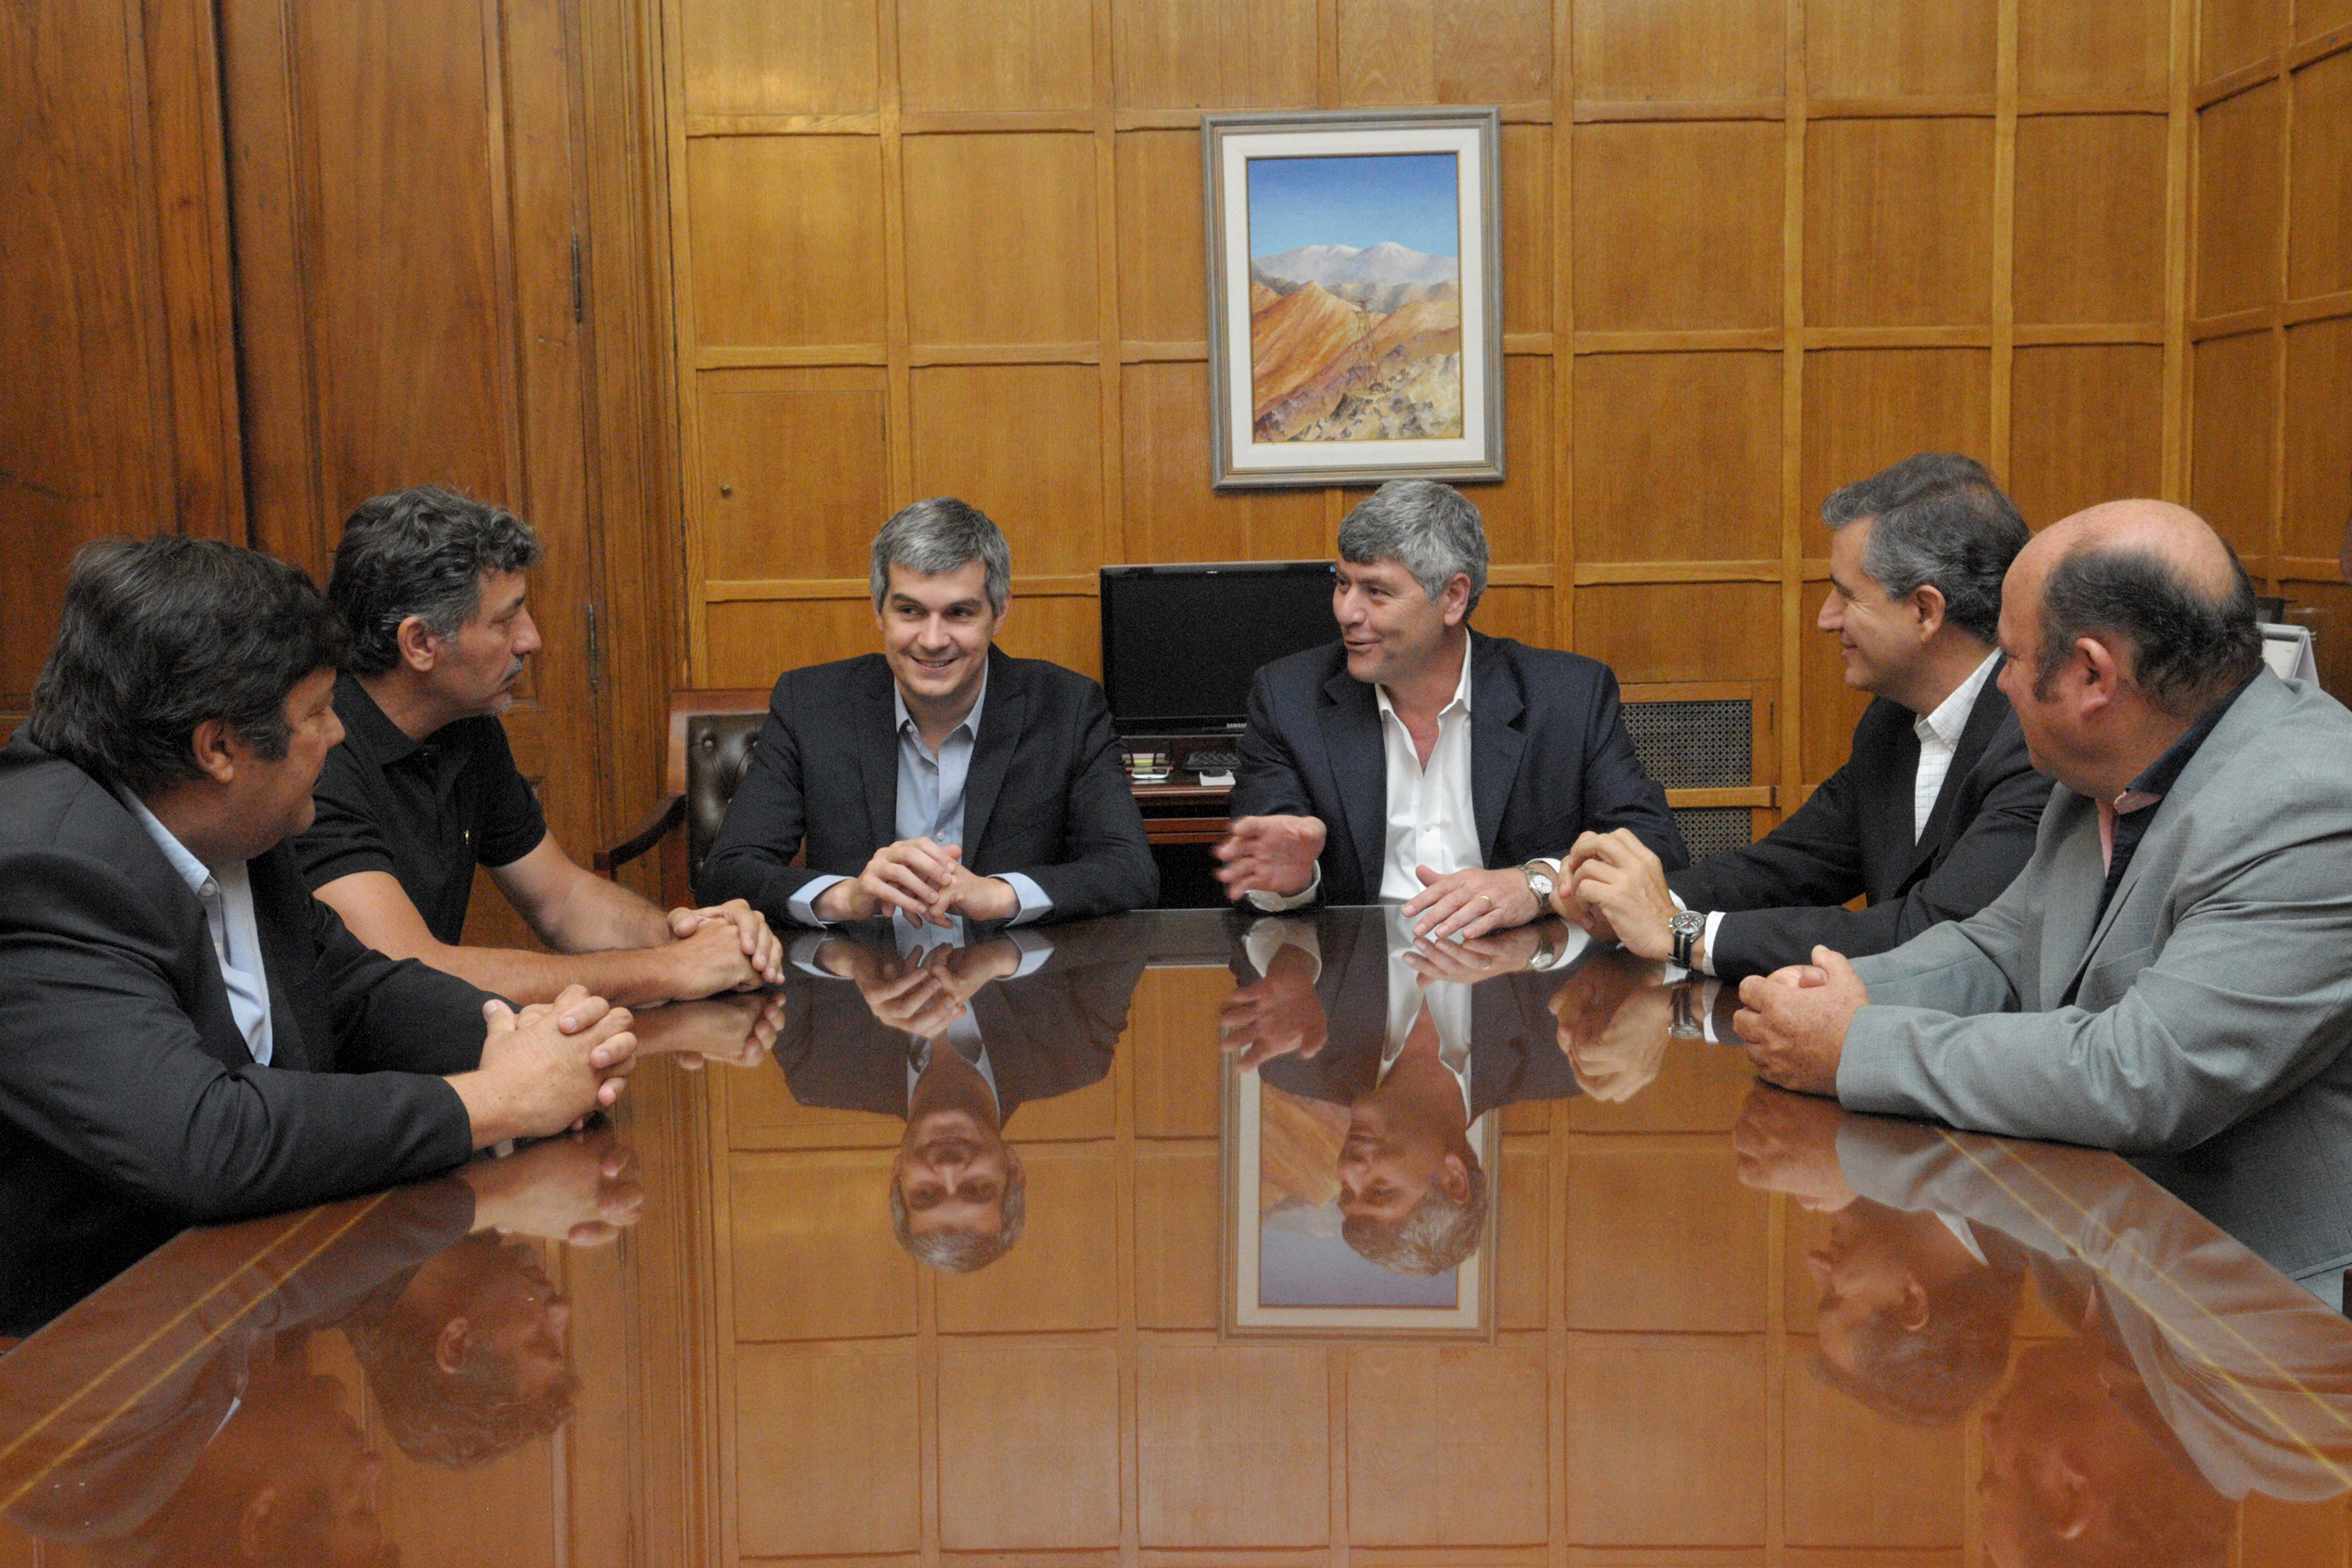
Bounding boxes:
[1245,152,1459,260]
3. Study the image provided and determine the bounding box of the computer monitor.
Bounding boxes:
[1099,561,1338,734]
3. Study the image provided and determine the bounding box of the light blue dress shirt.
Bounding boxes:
[121,793,274,1065]
[789,670,1053,927]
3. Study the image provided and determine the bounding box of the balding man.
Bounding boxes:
[1734,501,2352,1166]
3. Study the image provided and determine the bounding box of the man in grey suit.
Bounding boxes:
[1733,500,2352,1171]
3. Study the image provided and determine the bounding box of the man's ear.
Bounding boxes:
[1907,583,1948,641]
[1896,1272,1932,1332]
[188,717,239,785]
[434,1314,472,1374]
[1436,1150,1472,1203]
[396,614,441,673]
[1439,573,1473,628]
[238,1483,282,1560]
[2074,634,2125,715]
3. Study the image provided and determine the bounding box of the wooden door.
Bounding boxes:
[222,0,611,943]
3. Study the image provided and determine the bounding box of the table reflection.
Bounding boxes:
[4,908,2348,1566]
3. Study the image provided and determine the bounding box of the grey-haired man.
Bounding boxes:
[701,497,1158,928]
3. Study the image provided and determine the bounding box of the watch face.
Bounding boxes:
[1527,870,1555,896]
[1671,910,1704,937]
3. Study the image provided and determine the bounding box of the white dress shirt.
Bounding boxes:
[1688,648,2001,977]
[121,793,274,1065]
[1240,910,1473,1121]
[789,670,1052,929]
[1250,650,1480,909]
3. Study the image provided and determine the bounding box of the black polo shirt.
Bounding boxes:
[294,673,548,944]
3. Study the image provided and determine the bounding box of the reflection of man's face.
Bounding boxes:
[463,1240,572,1402]
[1806,1207,1925,1375]
[315,1387,397,1568]
[1977,1338,2230,1568]
[170,1369,396,1568]
[896,1109,1014,1243]
[1337,1080,1468,1225]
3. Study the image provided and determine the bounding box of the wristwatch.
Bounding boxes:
[1668,908,1706,969]
[1668,979,1705,1040]
[1522,860,1558,902]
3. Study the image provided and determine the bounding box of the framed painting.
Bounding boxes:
[1220,1051,1498,1340]
[1202,107,1504,489]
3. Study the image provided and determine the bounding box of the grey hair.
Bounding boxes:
[1340,1149,1488,1276]
[869,497,1012,615]
[1337,479,1490,615]
[2035,539,2262,717]
[888,1152,1026,1272]
[330,487,543,677]
[1820,453,2030,643]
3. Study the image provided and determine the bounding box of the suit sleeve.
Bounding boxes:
[695,676,822,922]
[1574,668,1687,870]
[1839,811,2352,1152]
[1229,664,1316,821]
[1703,742,2049,980]
[306,891,500,1076]
[1020,680,1159,919]
[0,850,476,1226]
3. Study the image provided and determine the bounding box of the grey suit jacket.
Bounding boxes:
[1840,672,2352,1164]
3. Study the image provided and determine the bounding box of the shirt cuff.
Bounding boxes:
[1246,862,1322,913]
[1700,910,1727,978]
[788,874,850,927]
[1006,927,1054,974]
[787,931,835,977]
[998,873,1054,926]
[1243,917,1323,980]
[1532,925,1592,971]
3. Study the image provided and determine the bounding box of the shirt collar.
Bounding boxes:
[892,666,989,748]
[118,790,220,898]
[1912,648,2002,750]
[336,671,425,764]
[2113,670,2259,815]
[1374,643,1475,724]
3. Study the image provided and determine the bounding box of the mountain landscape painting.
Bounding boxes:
[1244,152,1463,444]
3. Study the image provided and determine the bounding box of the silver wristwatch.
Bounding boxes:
[1668,908,1706,969]
[1522,860,1557,902]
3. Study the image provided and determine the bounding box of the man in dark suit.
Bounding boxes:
[700,496,1156,927]
[1218,480,1682,936]
[0,538,637,1323]
[1565,454,2049,982]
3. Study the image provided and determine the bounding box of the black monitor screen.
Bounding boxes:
[1100,561,1338,731]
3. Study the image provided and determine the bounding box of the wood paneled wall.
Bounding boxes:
[2187,0,2352,695]
[659,0,2200,807]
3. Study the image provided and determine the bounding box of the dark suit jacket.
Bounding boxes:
[1229,633,1685,906]
[0,738,488,1334]
[1668,666,2051,982]
[699,647,1157,924]
[771,938,1145,1123]
[1241,908,1581,1116]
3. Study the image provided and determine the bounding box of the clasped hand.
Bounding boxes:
[815,837,1020,926]
[1730,946,1868,1097]
[666,897,785,989]
[1557,829,1677,956]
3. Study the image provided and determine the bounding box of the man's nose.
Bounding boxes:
[1816,591,1842,633]
[514,608,543,656]
[1802,1250,1832,1286]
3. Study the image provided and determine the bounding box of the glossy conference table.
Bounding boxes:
[5,908,2350,1568]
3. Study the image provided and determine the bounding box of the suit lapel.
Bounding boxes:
[1868,713,1924,886]
[962,648,1022,857]
[1468,633,1525,864]
[858,658,903,851]
[248,851,316,1071]
[1905,661,2010,880]
[1316,669,1388,900]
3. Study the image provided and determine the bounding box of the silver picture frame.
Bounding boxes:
[1202,106,1505,490]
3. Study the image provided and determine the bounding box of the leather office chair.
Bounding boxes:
[593,689,771,908]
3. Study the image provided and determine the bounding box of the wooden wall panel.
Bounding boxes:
[1575,121,1784,330]
[1576,353,1782,562]
[2010,345,2168,525]
[1501,124,1553,335]
[2290,50,2352,301]
[2018,0,2171,97]
[1121,361,1329,562]
[1480,357,1555,563]
[898,0,1093,113]
[686,136,886,346]
[1336,0,1553,106]
[2014,116,2169,323]
[704,598,890,684]
[2189,330,2279,555]
[1806,0,1998,100]
[2195,82,2285,318]
[935,1345,1123,1548]
[901,134,1099,345]
[1562,1338,1767,1544]
[698,370,892,580]
[909,364,1106,571]
[2283,319,2352,557]
[1114,130,1207,343]
[1575,582,1783,682]
[1571,0,1784,103]
[1138,1345,1331,1545]
[729,1156,916,1341]
[735,1342,922,1555]
[677,0,877,116]
[1563,1148,1770,1330]
[1800,350,1994,548]
[1806,119,1996,327]
[1112,0,1319,109]
[1781,1348,1967,1546]
[1345,1344,1552,1543]
[2201,0,2285,85]
[1133,1145,1220,1326]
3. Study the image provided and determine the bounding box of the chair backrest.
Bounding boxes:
[659,690,769,895]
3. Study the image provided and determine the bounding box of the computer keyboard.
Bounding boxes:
[1187,748,1240,773]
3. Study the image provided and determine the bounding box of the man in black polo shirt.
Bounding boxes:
[296,486,782,1007]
